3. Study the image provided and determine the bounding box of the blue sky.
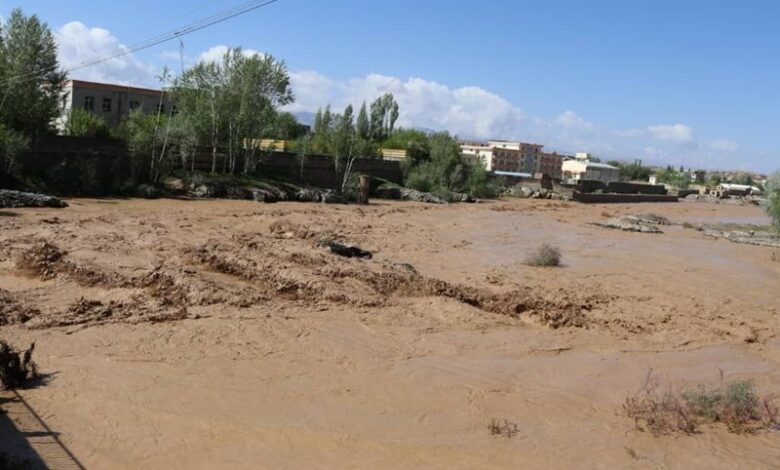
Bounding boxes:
[3,0,778,172]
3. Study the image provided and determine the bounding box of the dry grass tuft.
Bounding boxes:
[488,419,519,438]
[525,244,562,267]
[624,369,779,435]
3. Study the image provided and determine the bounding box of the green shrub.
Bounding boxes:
[402,131,496,198]
[63,108,111,138]
[765,171,780,230]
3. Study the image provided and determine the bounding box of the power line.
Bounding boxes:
[1,0,280,86]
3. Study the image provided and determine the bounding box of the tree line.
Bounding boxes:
[0,7,496,199]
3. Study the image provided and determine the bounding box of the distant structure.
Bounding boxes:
[575,152,593,161]
[487,140,543,174]
[460,140,563,178]
[562,160,620,184]
[380,148,408,161]
[57,80,173,130]
[538,152,564,179]
[460,144,495,170]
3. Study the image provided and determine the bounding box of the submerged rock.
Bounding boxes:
[296,188,343,203]
[702,229,780,247]
[189,182,225,198]
[0,189,67,208]
[595,216,664,233]
[503,185,564,200]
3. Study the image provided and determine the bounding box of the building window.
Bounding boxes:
[102,98,112,112]
[84,96,94,111]
[157,104,166,114]
[129,100,140,111]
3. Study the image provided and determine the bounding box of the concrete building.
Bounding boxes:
[562,160,620,184]
[487,141,543,174]
[575,152,593,161]
[537,152,564,179]
[58,80,172,130]
[460,144,495,171]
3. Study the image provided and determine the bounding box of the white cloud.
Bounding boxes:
[647,123,694,142]
[553,110,594,131]
[707,138,738,152]
[284,72,526,139]
[196,45,264,64]
[612,128,646,138]
[55,21,158,87]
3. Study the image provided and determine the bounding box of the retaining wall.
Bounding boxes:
[572,191,678,204]
[13,137,403,193]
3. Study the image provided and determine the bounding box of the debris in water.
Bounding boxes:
[317,240,373,259]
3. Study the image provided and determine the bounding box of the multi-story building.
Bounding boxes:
[537,152,564,179]
[460,144,495,171]
[487,140,542,174]
[57,80,173,130]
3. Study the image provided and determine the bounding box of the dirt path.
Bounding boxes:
[1,198,779,468]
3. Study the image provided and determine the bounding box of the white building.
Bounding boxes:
[562,160,620,184]
[575,152,593,161]
[461,144,495,171]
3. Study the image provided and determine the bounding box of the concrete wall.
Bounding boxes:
[573,192,678,203]
[14,137,403,194]
[189,151,403,189]
[15,136,132,195]
[606,181,667,195]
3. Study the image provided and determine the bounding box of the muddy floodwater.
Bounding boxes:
[1,198,779,469]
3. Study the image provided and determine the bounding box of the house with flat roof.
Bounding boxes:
[57,80,173,131]
[562,160,620,184]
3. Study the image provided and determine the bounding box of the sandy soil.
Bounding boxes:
[1,197,779,469]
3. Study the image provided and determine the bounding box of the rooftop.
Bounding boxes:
[65,79,165,98]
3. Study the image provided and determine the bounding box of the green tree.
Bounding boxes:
[369,93,399,140]
[0,9,65,136]
[404,131,496,199]
[764,171,780,230]
[117,110,161,183]
[63,107,110,138]
[0,122,28,174]
[313,108,323,134]
[331,104,355,171]
[171,47,293,175]
[356,102,369,140]
[273,112,306,140]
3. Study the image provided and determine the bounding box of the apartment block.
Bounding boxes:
[537,152,564,179]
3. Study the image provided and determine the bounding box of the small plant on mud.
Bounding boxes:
[0,341,37,390]
[525,244,562,267]
[488,419,519,438]
[624,369,778,435]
